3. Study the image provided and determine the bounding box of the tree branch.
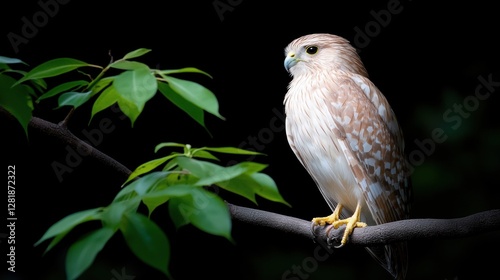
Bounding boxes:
[1,108,131,179]
[228,203,500,246]
[4,108,500,246]
[29,115,132,179]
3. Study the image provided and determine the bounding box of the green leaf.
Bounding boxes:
[124,155,177,185]
[30,77,47,90]
[34,208,102,247]
[65,227,115,280]
[115,172,169,202]
[0,74,33,136]
[186,188,231,240]
[175,157,227,185]
[163,156,181,171]
[216,174,259,204]
[43,231,70,255]
[142,195,166,217]
[192,150,219,161]
[154,142,187,153]
[192,163,252,186]
[101,198,140,229]
[161,74,224,120]
[57,91,94,109]
[173,157,286,206]
[159,67,212,78]
[24,83,37,98]
[200,146,265,156]
[101,91,141,127]
[233,161,268,174]
[15,58,93,85]
[120,212,171,278]
[123,48,152,60]
[89,76,114,94]
[110,60,150,70]
[158,81,205,128]
[37,80,89,102]
[90,84,119,120]
[251,173,291,206]
[114,68,157,112]
[216,172,290,206]
[117,97,141,126]
[168,188,232,240]
[1,68,26,77]
[0,56,26,65]
[142,184,194,216]
[168,197,191,229]
[176,157,266,187]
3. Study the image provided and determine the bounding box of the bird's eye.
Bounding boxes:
[306,46,318,55]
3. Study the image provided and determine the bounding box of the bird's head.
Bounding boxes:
[284,33,368,77]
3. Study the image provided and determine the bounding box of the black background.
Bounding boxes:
[1,0,500,279]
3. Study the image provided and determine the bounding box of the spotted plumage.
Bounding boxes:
[284,33,412,279]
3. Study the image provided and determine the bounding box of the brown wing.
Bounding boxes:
[325,74,411,279]
[325,74,411,223]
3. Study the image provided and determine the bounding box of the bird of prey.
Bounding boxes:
[283,33,412,279]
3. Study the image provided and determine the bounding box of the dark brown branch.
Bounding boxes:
[4,108,500,246]
[29,115,132,179]
[228,203,500,246]
[1,108,131,179]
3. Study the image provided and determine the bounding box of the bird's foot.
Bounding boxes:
[311,201,344,238]
[311,203,366,248]
[326,217,367,248]
[310,211,340,237]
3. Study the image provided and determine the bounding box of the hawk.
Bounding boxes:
[283,33,412,279]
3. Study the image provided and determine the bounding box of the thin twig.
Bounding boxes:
[59,108,75,128]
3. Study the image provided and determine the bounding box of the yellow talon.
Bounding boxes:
[312,203,367,246]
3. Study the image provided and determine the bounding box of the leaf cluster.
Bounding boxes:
[1,50,290,280]
[0,49,221,136]
[35,143,289,279]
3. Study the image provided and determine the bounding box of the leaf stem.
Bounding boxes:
[59,62,111,127]
[85,65,110,92]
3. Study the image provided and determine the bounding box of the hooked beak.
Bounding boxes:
[284,52,298,73]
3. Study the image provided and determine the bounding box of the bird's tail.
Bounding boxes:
[365,241,408,280]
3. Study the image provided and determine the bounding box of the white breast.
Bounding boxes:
[285,82,370,222]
